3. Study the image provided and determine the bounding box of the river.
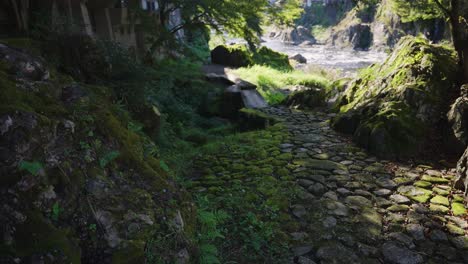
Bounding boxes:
[261,39,388,77]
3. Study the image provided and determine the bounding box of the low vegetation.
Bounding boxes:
[233,65,331,104]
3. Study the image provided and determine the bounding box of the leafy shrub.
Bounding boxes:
[19,161,43,176]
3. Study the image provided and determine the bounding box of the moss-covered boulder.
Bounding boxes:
[211,45,253,68]
[331,36,458,158]
[211,45,292,70]
[285,86,326,109]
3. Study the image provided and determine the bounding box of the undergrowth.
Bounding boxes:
[233,65,331,104]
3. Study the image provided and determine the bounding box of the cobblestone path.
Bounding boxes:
[262,107,468,264]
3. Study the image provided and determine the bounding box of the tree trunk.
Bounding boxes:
[463,48,468,83]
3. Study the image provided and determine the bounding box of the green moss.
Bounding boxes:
[414,181,432,188]
[13,211,81,262]
[429,204,450,214]
[446,223,465,236]
[112,240,145,264]
[430,195,449,206]
[451,202,466,216]
[421,175,449,183]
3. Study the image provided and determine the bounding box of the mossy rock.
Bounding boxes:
[285,87,326,109]
[12,211,81,263]
[331,36,458,158]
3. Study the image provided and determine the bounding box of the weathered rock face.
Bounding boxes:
[450,84,468,198]
[331,37,458,158]
[327,7,373,50]
[330,22,373,50]
[448,84,468,145]
[270,26,317,45]
[0,43,49,81]
[455,147,468,198]
[0,43,194,263]
[211,45,252,68]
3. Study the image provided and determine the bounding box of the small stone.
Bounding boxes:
[327,201,349,216]
[322,191,338,200]
[381,242,423,264]
[447,223,465,236]
[411,204,429,214]
[308,182,326,196]
[430,229,448,241]
[429,204,450,214]
[376,197,392,207]
[432,186,450,196]
[388,232,415,249]
[304,174,325,183]
[297,256,317,264]
[426,170,442,177]
[376,178,397,189]
[445,216,468,228]
[291,232,309,241]
[337,188,351,195]
[357,242,378,257]
[345,195,372,208]
[453,194,465,203]
[435,244,458,260]
[292,205,307,218]
[323,216,337,228]
[390,194,411,204]
[452,202,467,216]
[387,213,406,223]
[406,224,425,240]
[316,242,358,262]
[344,181,362,189]
[414,181,432,188]
[374,189,392,197]
[449,236,468,249]
[430,195,449,206]
[388,204,410,212]
[293,245,313,256]
[298,179,315,188]
[354,189,373,197]
[421,175,449,183]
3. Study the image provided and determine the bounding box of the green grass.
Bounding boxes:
[233,65,331,105]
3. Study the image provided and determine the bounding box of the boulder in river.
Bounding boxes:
[289,54,307,64]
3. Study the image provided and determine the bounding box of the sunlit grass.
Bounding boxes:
[233,65,332,105]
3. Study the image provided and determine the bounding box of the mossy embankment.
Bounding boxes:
[331,36,459,159]
[0,39,200,263]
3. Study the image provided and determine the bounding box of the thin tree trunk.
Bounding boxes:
[10,0,23,31]
[463,49,468,83]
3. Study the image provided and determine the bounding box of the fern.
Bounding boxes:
[159,160,170,172]
[19,161,43,176]
[52,202,60,221]
[99,151,120,168]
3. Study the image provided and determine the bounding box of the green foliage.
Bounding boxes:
[252,47,293,71]
[390,0,447,22]
[19,161,43,176]
[159,160,170,173]
[186,124,298,262]
[196,196,229,264]
[99,151,120,168]
[51,202,60,221]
